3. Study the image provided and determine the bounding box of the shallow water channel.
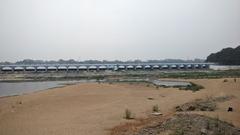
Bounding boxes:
[0,79,191,97]
[151,80,191,87]
[0,80,95,97]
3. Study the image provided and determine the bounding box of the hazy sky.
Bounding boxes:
[0,0,240,62]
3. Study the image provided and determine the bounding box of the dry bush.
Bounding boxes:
[152,105,159,113]
[124,109,134,120]
[111,113,174,135]
[223,79,228,82]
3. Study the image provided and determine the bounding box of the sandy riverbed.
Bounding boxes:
[0,78,239,135]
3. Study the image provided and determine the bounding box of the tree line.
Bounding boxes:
[206,46,240,65]
[0,59,204,65]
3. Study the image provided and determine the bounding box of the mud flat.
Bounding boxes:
[0,78,239,135]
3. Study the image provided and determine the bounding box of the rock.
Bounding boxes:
[187,105,196,111]
[175,106,183,111]
[200,128,207,135]
[151,112,163,116]
[228,107,233,112]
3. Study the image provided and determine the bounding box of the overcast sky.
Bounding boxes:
[0,0,240,62]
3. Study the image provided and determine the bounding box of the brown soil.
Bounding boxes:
[0,78,239,135]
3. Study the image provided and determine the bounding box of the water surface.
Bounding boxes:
[0,80,94,97]
[0,79,191,97]
[152,80,191,87]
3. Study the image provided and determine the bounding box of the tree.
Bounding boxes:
[206,46,240,65]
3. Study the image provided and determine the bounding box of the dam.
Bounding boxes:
[0,63,210,73]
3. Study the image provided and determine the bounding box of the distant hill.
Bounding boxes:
[0,59,205,65]
[206,46,240,65]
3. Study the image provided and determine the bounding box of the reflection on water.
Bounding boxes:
[0,80,95,97]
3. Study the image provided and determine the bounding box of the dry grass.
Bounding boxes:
[152,105,159,113]
[133,114,240,135]
[124,109,134,120]
[111,118,150,135]
[111,113,174,135]
[175,95,235,112]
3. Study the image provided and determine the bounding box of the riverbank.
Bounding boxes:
[0,78,202,98]
[0,78,239,135]
[1,69,240,82]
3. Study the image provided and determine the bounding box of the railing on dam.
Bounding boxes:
[0,63,211,73]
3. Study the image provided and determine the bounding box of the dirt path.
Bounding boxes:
[0,78,239,135]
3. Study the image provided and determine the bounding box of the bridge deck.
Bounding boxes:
[0,63,210,73]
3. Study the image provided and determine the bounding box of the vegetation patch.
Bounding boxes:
[178,82,204,92]
[184,82,204,91]
[176,98,216,112]
[212,95,235,103]
[111,114,168,135]
[175,96,234,112]
[154,70,240,79]
[152,105,159,113]
[124,109,134,120]
[162,82,204,92]
[223,79,228,82]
